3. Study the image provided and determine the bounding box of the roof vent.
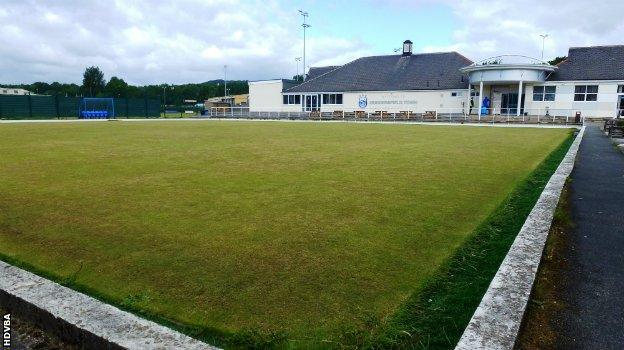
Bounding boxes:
[403,40,413,56]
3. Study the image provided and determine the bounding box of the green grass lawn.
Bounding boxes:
[0,121,571,347]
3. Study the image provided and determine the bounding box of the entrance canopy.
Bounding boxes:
[460,55,557,84]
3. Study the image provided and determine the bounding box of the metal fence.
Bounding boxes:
[206,107,586,125]
[0,95,161,120]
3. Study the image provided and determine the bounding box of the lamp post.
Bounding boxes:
[163,85,166,109]
[298,10,310,81]
[163,85,174,111]
[295,57,301,80]
[540,34,549,60]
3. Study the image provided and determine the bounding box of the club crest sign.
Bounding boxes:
[358,95,368,108]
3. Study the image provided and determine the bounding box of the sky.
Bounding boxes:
[1,0,623,85]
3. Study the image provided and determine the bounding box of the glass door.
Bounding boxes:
[304,94,320,112]
[501,93,518,115]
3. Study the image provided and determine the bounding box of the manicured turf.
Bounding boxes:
[0,121,571,347]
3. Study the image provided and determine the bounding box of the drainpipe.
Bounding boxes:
[517,80,523,117]
[467,82,472,116]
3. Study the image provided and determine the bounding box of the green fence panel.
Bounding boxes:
[147,99,160,117]
[58,97,81,118]
[113,98,128,118]
[0,95,30,119]
[127,98,146,118]
[30,95,57,119]
[0,95,160,120]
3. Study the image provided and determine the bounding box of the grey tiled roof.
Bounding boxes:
[286,52,473,93]
[306,66,341,80]
[548,45,624,81]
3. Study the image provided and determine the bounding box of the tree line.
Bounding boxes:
[3,66,248,105]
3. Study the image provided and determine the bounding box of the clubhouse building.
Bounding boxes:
[248,41,624,119]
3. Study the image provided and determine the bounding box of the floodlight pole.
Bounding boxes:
[224,65,228,98]
[299,10,310,81]
[540,34,549,60]
[295,57,301,80]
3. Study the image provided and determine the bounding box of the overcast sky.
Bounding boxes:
[1,0,623,85]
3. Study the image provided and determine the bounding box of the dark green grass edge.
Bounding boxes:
[0,129,576,350]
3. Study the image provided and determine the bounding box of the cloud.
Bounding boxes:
[0,0,622,84]
[427,0,624,61]
[0,0,364,84]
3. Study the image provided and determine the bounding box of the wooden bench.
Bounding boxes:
[355,111,367,120]
[423,111,437,121]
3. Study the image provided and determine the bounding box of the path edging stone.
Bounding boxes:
[455,126,585,350]
[0,260,218,349]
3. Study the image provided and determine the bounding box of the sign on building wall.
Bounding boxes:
[358,95,367,108]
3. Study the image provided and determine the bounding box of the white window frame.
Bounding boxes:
[574,85,598,102]
[282,94,301,105]
[321,93,343,105]
[533,86,556,102]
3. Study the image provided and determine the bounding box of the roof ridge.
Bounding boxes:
[283,57,364,92]
[570,44,624,50]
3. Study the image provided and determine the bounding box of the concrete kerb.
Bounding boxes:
[0,260,218,350]
[455,126,586,350]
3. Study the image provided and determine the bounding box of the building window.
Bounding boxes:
[533,86,556,101]
[618,85,624,94]
[470,89,480,97]
[283,94,301,105]
[322,93,343,104]
[574,85,598,101]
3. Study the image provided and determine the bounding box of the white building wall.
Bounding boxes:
[524,81,624,119]
[248,83,467,113]
[340,90,466,113]
[248,81,284,112]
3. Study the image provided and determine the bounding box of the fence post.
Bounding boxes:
[55,94,60,119]
[28,94,33,119]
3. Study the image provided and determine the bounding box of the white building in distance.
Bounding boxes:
[0,87,32,95]
[249,41,624,119]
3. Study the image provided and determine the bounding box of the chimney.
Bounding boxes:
[402,40,413,56]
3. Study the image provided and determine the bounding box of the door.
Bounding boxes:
[501,93,518,115]
[304,94,320,112]
[618,96,624,116]
[500,93,525,115]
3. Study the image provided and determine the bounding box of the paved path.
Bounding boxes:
[555,124,624,349]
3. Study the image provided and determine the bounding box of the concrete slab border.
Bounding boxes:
[455,126,585,350]
[0,260,218,349]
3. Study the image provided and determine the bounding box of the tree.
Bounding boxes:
[548,56,567,66]
[105,76,129,97]
[82,66,106,97]
[292,75,304,82]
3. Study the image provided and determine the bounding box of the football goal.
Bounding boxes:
[79,98,115,119]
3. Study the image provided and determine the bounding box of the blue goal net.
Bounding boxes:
[79,98,115,119]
